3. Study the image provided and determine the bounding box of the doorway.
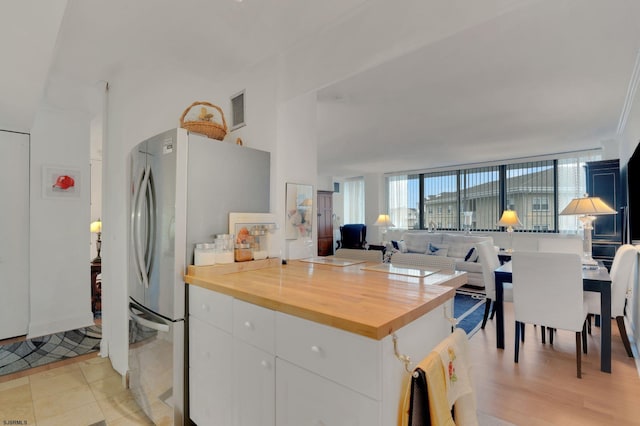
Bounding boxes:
[317,190,334,256]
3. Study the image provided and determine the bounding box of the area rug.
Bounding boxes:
[454,290,486,337]
[0,325,101,376]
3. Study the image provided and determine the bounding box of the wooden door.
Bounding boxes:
[317,190,334,256]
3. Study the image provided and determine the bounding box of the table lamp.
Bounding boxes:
[559,195,616,265]
[374,214,395,244]
[90,219,102,263]
[498,210,521,253]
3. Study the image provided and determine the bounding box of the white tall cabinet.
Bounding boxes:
[0,130,30,340]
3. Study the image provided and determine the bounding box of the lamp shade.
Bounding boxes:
[374,214,394,227]
[497,210,521,227]
[559,196,617,216]
[90,220,102,233]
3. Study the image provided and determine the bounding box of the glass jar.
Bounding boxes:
[214,234,235,264]
[194,243,216,266]
[234,243,253,262]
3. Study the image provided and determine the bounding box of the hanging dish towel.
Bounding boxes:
[399,329,478,426]
[435,328,478,425]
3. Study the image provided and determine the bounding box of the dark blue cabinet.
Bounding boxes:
[586,159,622,269]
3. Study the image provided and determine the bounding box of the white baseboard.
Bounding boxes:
[27,311,95,339]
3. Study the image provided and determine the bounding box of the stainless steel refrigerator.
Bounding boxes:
[127,128,270,425]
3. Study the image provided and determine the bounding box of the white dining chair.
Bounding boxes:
[584,244,637,357]
[477,240,513,329]
[511,251,589,378]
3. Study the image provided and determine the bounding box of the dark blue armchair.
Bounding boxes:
[338,224,367,250]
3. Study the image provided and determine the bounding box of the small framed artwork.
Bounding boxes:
[43,165,81,199]
[285,182,313,240]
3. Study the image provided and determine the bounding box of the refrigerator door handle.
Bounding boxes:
[131,165,145,286]
[134,164,151,288]
[145,168,156,278]
[129,304,170,333]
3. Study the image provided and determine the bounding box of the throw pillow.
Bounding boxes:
[428,242,449,256]
[398,240,408,253]
[464,246,479,262]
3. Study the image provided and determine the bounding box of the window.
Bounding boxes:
[532,197,549,211]
[388,174,419,229]
[385,151,601,233]
[343,178,365,224]
[506,161,555,231]
[460,166,500,230]
[424,171,457,229]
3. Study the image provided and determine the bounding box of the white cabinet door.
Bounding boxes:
[0,131,29,340]
[276,359,380,426]
[233,339,275,426]
[189,316,233,425]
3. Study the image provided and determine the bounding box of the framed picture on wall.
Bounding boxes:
[285,182,313,240]
[42,165,81,199]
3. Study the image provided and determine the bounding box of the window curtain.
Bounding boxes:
[343,178,365,224]
[388,174,419,229]
[557,153,600,232]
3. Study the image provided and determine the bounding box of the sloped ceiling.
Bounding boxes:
[0,1,67,132]
[317,0,640,176]
[2,0,640,178]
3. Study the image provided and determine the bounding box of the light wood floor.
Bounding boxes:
[471,303,640,426]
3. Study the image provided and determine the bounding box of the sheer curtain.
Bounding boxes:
[388,174,419,229]
[557,153,601,232]
[343,178,365,224]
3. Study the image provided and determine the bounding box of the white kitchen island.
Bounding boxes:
[184,258,467,426]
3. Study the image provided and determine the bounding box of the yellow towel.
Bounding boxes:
[399,329,478,426]
[435,328,478,426]
[399,352,455,426]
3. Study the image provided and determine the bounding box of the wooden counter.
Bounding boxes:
[184,258,466,340]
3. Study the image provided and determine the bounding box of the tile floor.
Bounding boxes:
[0,354,153,426]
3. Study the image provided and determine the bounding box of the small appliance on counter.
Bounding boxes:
[229,212,278,262]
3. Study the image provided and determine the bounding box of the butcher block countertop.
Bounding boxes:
[184,258,467,340]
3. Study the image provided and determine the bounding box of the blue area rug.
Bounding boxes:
[0,325,101,376]
[454,291,486,336]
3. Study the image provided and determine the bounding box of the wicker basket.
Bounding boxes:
[180,101,228,141]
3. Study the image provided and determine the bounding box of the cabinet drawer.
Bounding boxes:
[233,299,275,353]
[188,284,232,332]
[275,312,380,399]
[276,358,379,426]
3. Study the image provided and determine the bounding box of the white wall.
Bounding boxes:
[277,92,318,260]
[90,115,102,261]
[29,106,94,338]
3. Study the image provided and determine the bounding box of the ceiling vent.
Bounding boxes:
[230,90,246,130]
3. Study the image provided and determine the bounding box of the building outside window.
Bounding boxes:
[385,151,600,233]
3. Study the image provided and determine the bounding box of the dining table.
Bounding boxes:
[494,260,613,373]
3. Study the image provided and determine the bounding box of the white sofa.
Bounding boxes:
[386,231,494,288]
